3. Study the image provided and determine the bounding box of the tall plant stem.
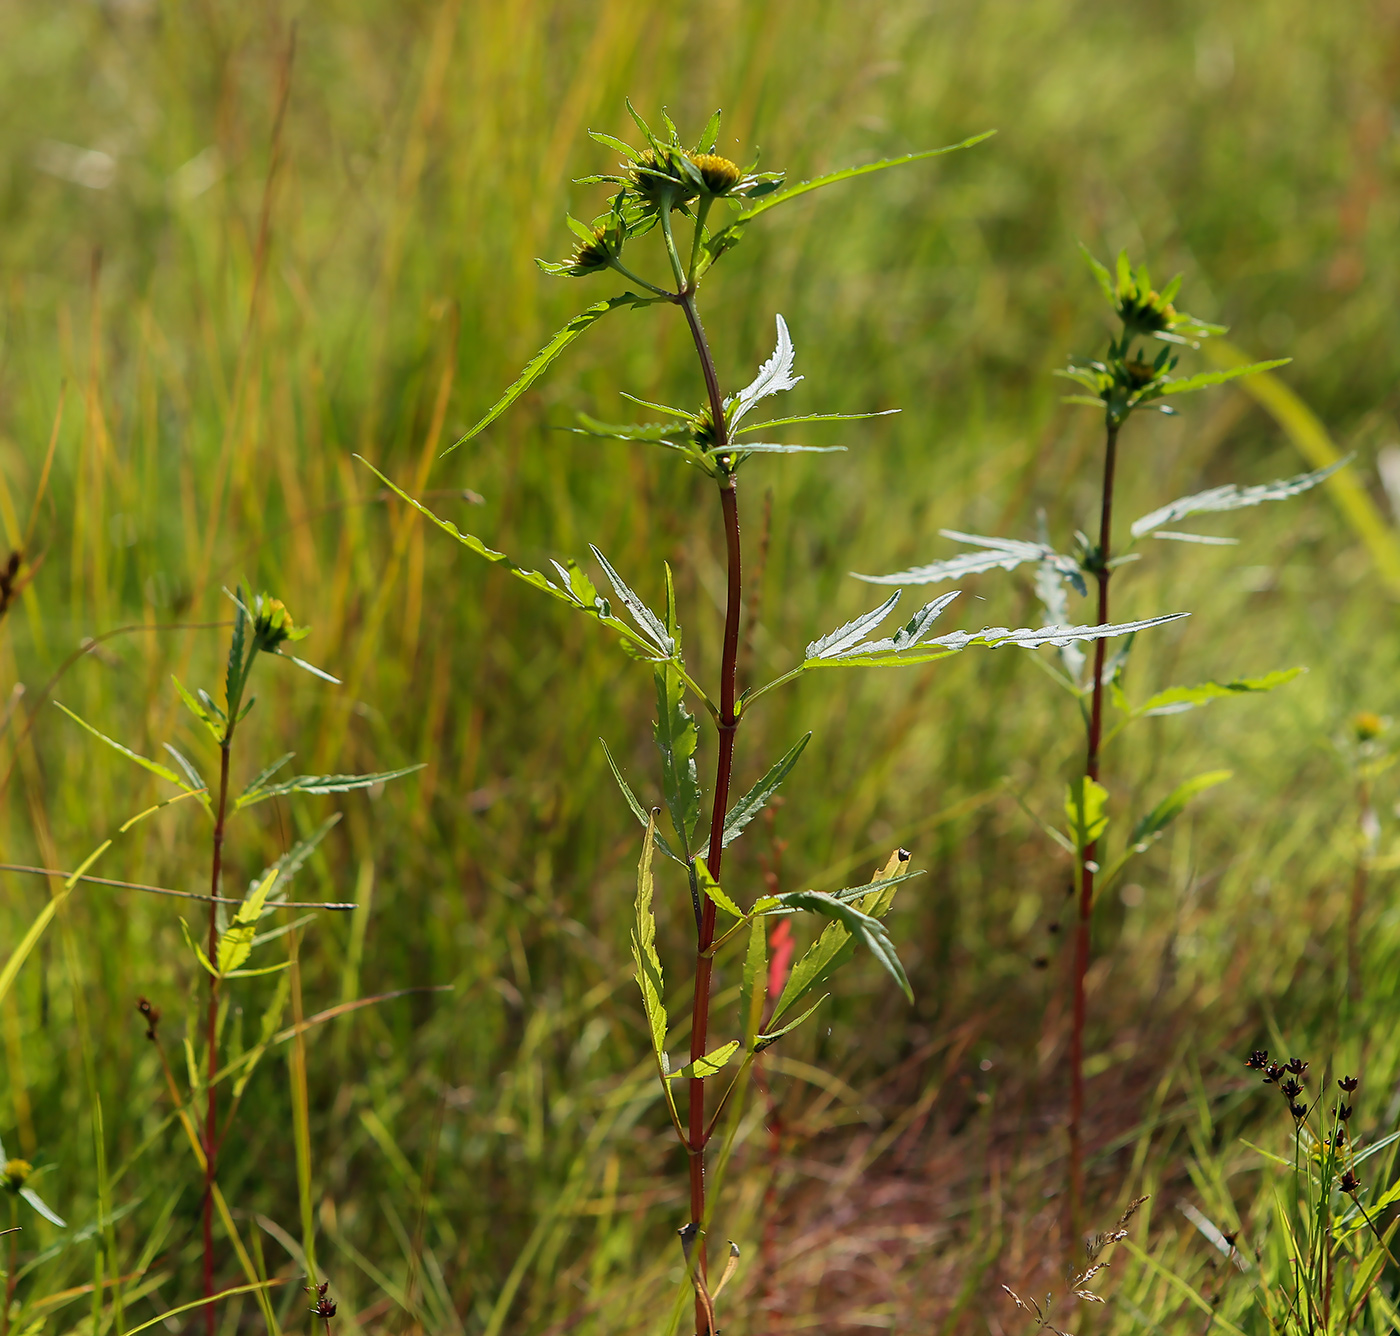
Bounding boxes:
[203,737,233,1336]
[1069,418,1118,1234]
[678,286,741,1336]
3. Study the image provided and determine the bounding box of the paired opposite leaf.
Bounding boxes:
[701,733,812,859]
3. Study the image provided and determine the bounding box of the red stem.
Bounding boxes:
[679,288,742,1336]
[1069,419,1117,1236]
[203,739,232,1336]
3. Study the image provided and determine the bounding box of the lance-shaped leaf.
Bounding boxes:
[172,675,224,741]
[248,814,341,908]
[829,865,925,903]
[653,664,700,853]
[359,458,682,665]
[740,918,767,1053]
[591,545,674,656]
[728,314,803,429]
[234,764,423,813]
[55,703,192,792]
[668,1040,740,1081]
[599,739,685,864]
[163,744,209,798]
[701,132,995,272]
[694,858,742,919]
[768,851,913,1023]
[774,891,912,1002]
[217,866,281,975]
[1130,460,1348,539]
[734,409,899,437]
[1135,668,1304,717]
[447,293,661,451]
[1157,361,1291,397]
[755,995,829,1052]
[1099,771,1233,887]
[805,595,1186,668]
[699,733,811,860]
[631,816,681,1127]
[19,1185,66,1228]
[806,591,905,659]
[1065,777,1109,854]
[854,532,1081,589]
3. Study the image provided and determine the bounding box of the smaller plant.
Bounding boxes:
[858,248,1339,1223]
[1003,1194,1149,1336]
[1219,1051,1400,1335]
[1,1133,65,1336]
[57,589,418,1333]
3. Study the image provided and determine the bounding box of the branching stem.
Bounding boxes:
[1069,417,1118,1234]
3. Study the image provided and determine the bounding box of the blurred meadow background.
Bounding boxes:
[3,0,1400,1331]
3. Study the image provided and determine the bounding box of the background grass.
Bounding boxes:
[3,0,1400,1331]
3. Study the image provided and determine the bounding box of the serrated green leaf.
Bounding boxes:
[768,857,913,1025]
[701,132,994,272]
[756,994,827,1051]
[1158,360,1291,397]
[694,857,742,918]
[853,531,1066,588]
[447,293,660,450]
[631,816,682,1126]
[668,1039,739,1081]
[591,545,673,654]
[1080,243,1116,306]
[180,917,219,978]
[248,814,340,906]
[216,866,279,974]
[1065,776,1109,853]
[702,733,811,859]
[733,408,899,436]
[1099,771,1232,887]
[234,764,423,812]
[172,675,224,741]
[740,918,766,1052]
[1130,461,1348,538]
[358,458,674,663]
[1137,668,1304,717]
[54,703,191,792]
[599,739,684,864]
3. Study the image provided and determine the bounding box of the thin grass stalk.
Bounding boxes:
[204,737,233,1336]
[1069,419,1119,1231]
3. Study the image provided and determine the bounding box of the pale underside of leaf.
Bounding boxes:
[729,314,802,429]
[1130,460,1349,538]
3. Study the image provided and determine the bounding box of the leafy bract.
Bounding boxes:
[358,458,690,669]
[699,132,996,274]
[1065,777,1110,853]
[1130,461,1348,539]
[700,733,811,860]
[854,531,1083,591]
[1135,668,1304,718]
[448,292,662,450]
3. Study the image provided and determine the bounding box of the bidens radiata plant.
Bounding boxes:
[364,107,1207,1332]
[859,249,1340,1229]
